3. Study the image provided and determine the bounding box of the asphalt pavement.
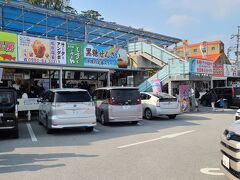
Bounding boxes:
[0,107,237,180]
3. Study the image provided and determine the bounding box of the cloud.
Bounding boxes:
[158,0,240,18]
[166,15,193,27]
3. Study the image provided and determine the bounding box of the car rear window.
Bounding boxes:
[110,89,140,103]
[55,91,91,102]
[152,92,177,102]
[0,92,14,105]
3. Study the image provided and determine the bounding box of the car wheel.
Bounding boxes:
[86,127,94,132]
[12,128,19,139]
[100,112,106,125]
[144,108,152,120]
[168,115,176,119]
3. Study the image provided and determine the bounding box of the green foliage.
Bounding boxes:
[81,10,104,20]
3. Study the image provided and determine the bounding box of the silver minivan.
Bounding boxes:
[39,88,96,133]
[92,87,142,125]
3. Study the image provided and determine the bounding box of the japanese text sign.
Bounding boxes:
[0,32,17,61]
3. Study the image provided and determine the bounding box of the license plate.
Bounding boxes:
[0,113,3,117]
[223,154,230,169]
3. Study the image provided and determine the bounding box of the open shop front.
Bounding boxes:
[0,62,110,120]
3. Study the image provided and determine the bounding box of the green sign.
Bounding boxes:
[0,32,17,61]
[66,42,84,66]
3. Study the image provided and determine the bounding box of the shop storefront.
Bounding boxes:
[0,32,138,93]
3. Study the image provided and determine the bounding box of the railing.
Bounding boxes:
[138,65,169,92]
[128,41,189,92]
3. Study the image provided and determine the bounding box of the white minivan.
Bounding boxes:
[39,88,96,133]
[92,87,142,125]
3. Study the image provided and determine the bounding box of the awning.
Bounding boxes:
[212,76,227,80]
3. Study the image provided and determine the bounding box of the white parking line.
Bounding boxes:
[26,123,37,142]
[200,168,224,176]
[118,130,195,149]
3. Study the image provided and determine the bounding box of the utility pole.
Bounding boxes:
[231,26,240,67]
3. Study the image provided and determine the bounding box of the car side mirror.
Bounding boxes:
[92,96,97,101]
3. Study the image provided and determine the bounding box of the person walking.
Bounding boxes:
[194,88,200,111]
[209,89,218,111]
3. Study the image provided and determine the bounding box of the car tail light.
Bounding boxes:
[136,99,141,104]
[156,100,160,107]
[107,98,117,105]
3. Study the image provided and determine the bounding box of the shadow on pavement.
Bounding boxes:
[0,153,98,174]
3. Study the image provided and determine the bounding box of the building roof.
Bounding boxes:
[0,0,182,48]
[176,41,223,49]
[189,53,222,62]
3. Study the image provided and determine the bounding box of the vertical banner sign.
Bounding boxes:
[55,41,66,64]
[0,32,17,61]
[179,85,190,113]
[66,42,84,66]
[200,41,207,59]
[84,44,128,68]
[18,35,66,65]
[151,78,161,93]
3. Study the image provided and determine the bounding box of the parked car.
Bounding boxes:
[140,92,180,120]
[220,120,240,180]
[0,88,18,138]
[38,88,96,133]
[92,87,142,125]
[201,87,240,108]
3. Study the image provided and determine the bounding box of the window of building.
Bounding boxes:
[193,49,197,52]
[211,47,216,51]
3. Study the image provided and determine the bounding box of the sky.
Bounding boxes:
[71,0,240,59]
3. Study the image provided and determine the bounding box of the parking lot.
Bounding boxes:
[0,107,236,180]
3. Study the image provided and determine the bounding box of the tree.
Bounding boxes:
[81,10,104,20]
[24,0,78,14]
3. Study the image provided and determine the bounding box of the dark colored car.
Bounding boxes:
[201,87,240,108]
[0,88,19,138]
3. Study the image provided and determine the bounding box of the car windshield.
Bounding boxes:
[55,91,91,102]
[0,92,14,105]
[111,89,140,103]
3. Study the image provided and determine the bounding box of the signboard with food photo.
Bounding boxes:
[83,44,128,69]
[18,35,66,65]
[0,32,17,62]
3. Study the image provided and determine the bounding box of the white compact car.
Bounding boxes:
[39,88,96,133]
[140,92,180,120]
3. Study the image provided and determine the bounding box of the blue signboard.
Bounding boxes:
[84,44,128,68]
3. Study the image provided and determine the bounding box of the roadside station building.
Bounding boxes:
[0,0,182,95]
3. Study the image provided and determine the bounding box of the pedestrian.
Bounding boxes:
[209,89,218,111]
[195,88,200,112]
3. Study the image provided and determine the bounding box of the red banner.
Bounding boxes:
[213,63,224,77]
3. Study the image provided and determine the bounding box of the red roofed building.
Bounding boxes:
[174,40,231,64]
